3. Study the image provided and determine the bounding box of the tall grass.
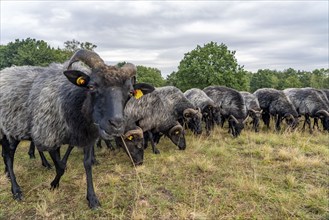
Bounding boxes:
[0,124,328,219]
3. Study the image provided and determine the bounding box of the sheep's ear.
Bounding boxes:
[63,70,90,87]
[132,83,155,99]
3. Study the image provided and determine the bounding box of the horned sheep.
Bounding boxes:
[240,91,262,132]
[283,88,329,132]
[184,88,220,135]
[0,50,154,209]
[203,86,248,137]
[253,88,299,131]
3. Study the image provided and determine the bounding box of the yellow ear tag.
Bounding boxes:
[134,89,144,99]
[76,76,86,86]
[127,135,133,141]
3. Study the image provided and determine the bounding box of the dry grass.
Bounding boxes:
[0,124,328,219]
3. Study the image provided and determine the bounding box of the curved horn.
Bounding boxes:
[248,109,257,114]
[169,124,183,136]
[243,115,250,124]
[67,49,106,70]
[123,127,143,139]
[183,108,198,118]
[315,110,329,118]
[197,107,202,118]
[284,113,294,120]
[121,63,137,78]
[229,115,239,124]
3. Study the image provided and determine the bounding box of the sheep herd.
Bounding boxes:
[0,50,328,209]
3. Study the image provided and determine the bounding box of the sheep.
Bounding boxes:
[283,88,329,132]
[184,88,220,135]
[0,49,154,209]
[240,91,262,132]
[124,87,186,154]
[156,86,203,135]
[253,88,299,131]
[203,86,248,137]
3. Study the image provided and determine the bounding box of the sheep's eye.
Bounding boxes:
[76,76,86,86]
[127,135,134,141]
[175,131,180,135]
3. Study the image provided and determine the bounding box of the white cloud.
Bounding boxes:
[0,1,328,76]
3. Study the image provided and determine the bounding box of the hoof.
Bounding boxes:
[87,196,101,209]
[13,191,23,201]
[154,149,160,154]
[92,160,100,166]
[42,163,52,169]
[50,181,59,189]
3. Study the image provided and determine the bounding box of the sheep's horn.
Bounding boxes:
[315,110,329,118]
[67,49,106,70]
[243,115,249,124]
[169,124,183,136]
[284,113,294,120]
[183,108,199,118]
[123,127,143,139]
[121,63,137,78]
[229,115,239,123]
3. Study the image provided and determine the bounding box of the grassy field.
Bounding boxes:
[0,125,328,219]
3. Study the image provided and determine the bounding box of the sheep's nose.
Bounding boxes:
[109,117,124,129]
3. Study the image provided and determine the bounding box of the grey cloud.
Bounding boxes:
[1,1,328,76]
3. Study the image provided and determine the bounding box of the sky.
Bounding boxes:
[1,1,328,77]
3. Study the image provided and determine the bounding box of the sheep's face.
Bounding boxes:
[64,66,154,140]
[184,110,203,135]
[167,125,186,150]
[212,107,222,125]
[285,116,299,129]
[115,128,144,166]
[229,119,244,137]
[90,80,134,138]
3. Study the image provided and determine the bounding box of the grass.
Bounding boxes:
[0,124,328,219]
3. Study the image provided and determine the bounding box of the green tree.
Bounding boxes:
[249,69,279,92]
[171,41,248,91]
[63,39,97,53]
[310,68,329,89]
[276,68,302,89]
[136,65,165,87]
[0,38,69,69]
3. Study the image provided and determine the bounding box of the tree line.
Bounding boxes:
[1,39,328,91]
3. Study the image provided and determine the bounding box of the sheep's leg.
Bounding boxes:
[83,146,101,209]
[49,148,65,189]
[61,145,74,166]
[147,131,160,154]
[28,141,52,168]
[28,141,36,159]
[262,112,270,128]
[252,117,259,132]
[143,132,149,149]
[313,118,319,130]
[96,138,102,148]
[305,115,312,133]
[91,145,99,165]
[2,136,22,200]
[38,151,52,169]
[104,139,115,151]
[275,115,282,131]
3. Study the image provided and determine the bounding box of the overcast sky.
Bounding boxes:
[1,1,328,77]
